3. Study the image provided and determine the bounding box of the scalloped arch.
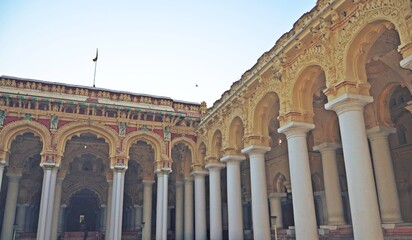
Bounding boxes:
[337,2,410,83]
[64,186,104,206]
[122,130,165,162]
[171,137,197,163]
[53,121,119,158]
[0,120,51,159]
[226,115,245,152]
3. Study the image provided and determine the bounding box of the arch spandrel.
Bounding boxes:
[0,120,51,162]
[122,130,165,165]
[53,121,119,162]
[332,1,411,91]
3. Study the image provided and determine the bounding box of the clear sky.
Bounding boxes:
[0,0,316,106]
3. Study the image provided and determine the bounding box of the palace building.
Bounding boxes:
[1,0,412,239]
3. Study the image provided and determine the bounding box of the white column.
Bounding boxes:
[162,171,170,240]
[16,204,28,232]
[105,180,113,238]
[192,170,208,240]
[51,178,64,240]
[242,146,271,240]
[325,93,383,240]
[45,168,58,240]
[313,142,346,226]
[221,155,244,240]
[135,205,143,230]
[184,177,194,240]
[110,168,126,240]
[142,180,154,240]
[367,126,403,224]
[37,166,57,240]
[206,162,225,240]
[278,123,319,240]
[155,172,164,240]
[269,193,286,229]
[175,181,184,240]
[1,174,21,240]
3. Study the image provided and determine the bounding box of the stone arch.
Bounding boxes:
[64,185,104,206]
[272,172,287,193]
[54,121,118,160]
[337,2,411,83]
[210,130,223,158]
[374,82,406,127]
[0,120,51,160]
[123,131,165,163]
[227,116,245,154]
[171,137,197,164]
[197,142,207,165]
[251,92,280,141]
[291,65,327,123]
[61,146,108,171]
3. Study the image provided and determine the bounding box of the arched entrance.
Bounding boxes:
[65,188,101,232]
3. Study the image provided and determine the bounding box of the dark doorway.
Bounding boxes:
[65,188,100,231]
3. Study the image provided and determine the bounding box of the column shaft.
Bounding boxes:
[221,155,244,240]
[175,181,184,240]
[314,143,345,225]
[193,171,207,240]
[110,169,126,240]
[325,94,383,240]
[278,122,319,240]
[142,180,154,240]
[367,126,402,223]
[1,174,21,240]
[269,193,286,229]
[206,163,225,240]
[162,172,169,240]
[184,178,194,240]
[156,173,164,239]
[242,146,271,240]
[37,168,53,240]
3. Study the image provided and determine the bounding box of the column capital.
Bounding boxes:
[268,192,287,199]
[399,41,412,70]
[325,93,373,115]
[142,180,155,186]
[205,162,225,171]
[366,126,396,140]
[220,155,246,164]
[191,170,208,177]
[405,100,412,113]
[241,145,270,156]
[313,142,341,152]
[184,177,194,183]
[278,121,315,138]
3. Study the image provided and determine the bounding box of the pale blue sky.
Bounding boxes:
[0,1,316,106]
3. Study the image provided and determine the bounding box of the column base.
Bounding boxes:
[286,226,295,237]
[318,225,352,236]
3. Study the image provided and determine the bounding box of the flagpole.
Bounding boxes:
[92,48,98,88]
[93,60,97,87]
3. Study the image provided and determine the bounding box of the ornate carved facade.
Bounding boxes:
[0,0,412,239]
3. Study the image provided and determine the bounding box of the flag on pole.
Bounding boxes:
[93,49,98,62]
